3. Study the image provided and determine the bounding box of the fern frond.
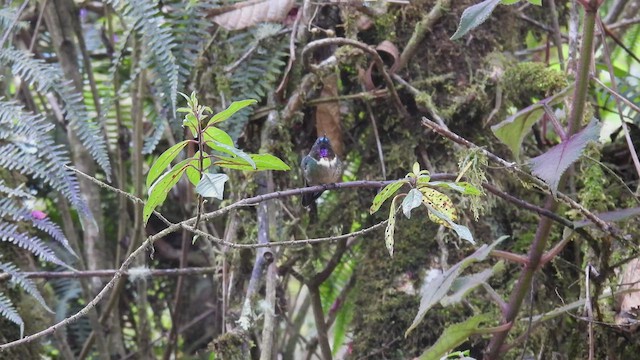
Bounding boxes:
[0,143,88,217]
[0,292,23,339]
[226,31,288,139]
[0,223,71,269]
[0,197,76,256]
[107,0,178,120]
[0,7,28,33]
[0,180,32,198]
[0,47,111,177]
[0,262,53,313]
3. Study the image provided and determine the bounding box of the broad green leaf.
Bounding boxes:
[491,85,573,159]
[183,113,198,137]
[416,175,431,187]
[419,187,458,225]
[251,154,290,171]
[146,140,189,188]
[406,236,507,336]
[412,162,420,175]
[370,180,408,214]
[402,188,423,219]
[441,261,504,306]
[195,173,229,199]
[385,197,399,257]
[530,119,601,194]
[500,0,519,4]
[528,0,542,5]
[203,126,234,147]
[185,152,212,186]
[417,314,491,360]
[207,140,256,170]
[144,159,190,224]
[427,181,482,196]
[450,0,501,40]
[207,99,257,127]
[214,154,290,171]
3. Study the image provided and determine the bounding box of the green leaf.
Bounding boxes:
[491,85,573,159]
[203,126,234,147]
[527,0,542,5]
[402,188,423,219]
[195,173,229,199]
[185,152,212,186]
[417,314,491,360]
[214,154,290,171]
[146,140,189,188]
[427,181,482,196]
[207,99,257,127]
[250,154,290,171]
[385,197,399,257]
[500,0,519,4]
[450,0,502,40]
[207,140,256,170]
[370,180,408,214]
[183,113,198,137]
[405,236,507,337]
[144,159,190,224]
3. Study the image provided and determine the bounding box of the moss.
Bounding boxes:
[350,213,478,358]
[502,62,568,108]
[208,331,248,360]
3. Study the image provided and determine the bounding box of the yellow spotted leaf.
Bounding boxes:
[419,187,457,227]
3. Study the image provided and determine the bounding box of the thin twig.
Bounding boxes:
[0,267,217,281]
[301,37,408,117]
[421,117,618,237]
[398,0,450,70]
[591,70,640,184]
[0,0,29,49]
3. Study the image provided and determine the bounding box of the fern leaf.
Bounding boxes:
[0,142,88,216]
[0,262,53,313]
[107,0,178,120]
[0,197,77,257]
[0,223,71,269]
[0,293,23,339]
[0,48,112,178]
[0,180,31,198]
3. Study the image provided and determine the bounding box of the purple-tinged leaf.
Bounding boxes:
[573,207,640,228]
[491,85,573,159]
[530,119,601,194]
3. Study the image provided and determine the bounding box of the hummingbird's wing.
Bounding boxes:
[301,155,324,207]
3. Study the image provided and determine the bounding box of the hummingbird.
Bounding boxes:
[301,136,343,206]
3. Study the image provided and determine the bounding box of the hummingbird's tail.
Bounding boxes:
[302,190,324,207]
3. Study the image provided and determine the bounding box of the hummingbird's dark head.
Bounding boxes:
[311,136,334,159]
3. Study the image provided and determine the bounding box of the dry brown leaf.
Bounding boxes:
[361,40,400,91]
[213,0,295,31]
[616,258,640,331]
[314,74,343,157]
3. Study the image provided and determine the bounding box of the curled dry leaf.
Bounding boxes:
[315,74,344,156]
[213,0,295,31]
[361,40,400,91]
